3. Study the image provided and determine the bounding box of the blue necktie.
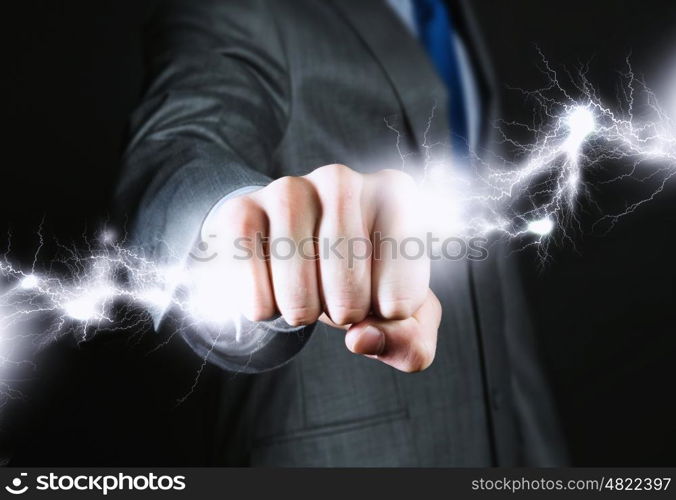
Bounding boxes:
[412,0,469,162]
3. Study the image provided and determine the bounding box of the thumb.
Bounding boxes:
[345,289,441,373]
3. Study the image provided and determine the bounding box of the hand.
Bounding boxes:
[205,164,441,372]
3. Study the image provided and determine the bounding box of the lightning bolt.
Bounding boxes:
[1,54,675,403]
[414,53,676,261]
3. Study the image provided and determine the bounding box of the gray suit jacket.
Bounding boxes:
[116,0,567,466]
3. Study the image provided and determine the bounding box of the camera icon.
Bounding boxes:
[189,234,219,262]
[5,472,28,495]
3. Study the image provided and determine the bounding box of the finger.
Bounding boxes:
[254,176,322,326]
[344,289,441,372]
[318,312,349,330]
[204,194,276,322]
[369,169,430,320]
[306,165,373,325]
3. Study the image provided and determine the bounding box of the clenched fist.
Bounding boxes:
[203,164,441,372]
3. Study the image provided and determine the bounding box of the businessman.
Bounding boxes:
[117,0,567,465]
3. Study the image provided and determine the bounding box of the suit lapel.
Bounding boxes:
[450,1,520,464]
[329,0,498,163]
[331,0,520,464]
[328,0,450,153]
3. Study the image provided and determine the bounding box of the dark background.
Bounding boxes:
[2,0,675,465]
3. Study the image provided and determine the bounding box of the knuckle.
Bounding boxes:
[267,176,313,203]
[220,197,263,236]
[314,165,363,218]
[325,290,369,324]
[220,195,255,217]
[240,280,276,322]
[265,176,316,223]
[377,296,416,320]
[326,305,368,326]
[314,165,363,194]
[376,169,418,202]
[315,163,355,181]
[378,168,416,188]
[245,300,276,322]
[280,303,321,327]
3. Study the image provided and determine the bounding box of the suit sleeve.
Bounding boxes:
[115,0,288,276]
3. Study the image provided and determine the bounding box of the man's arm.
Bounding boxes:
[116,0,441,373]
[116,0,287,275]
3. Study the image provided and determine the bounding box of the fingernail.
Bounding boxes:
[346,325,385,355]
